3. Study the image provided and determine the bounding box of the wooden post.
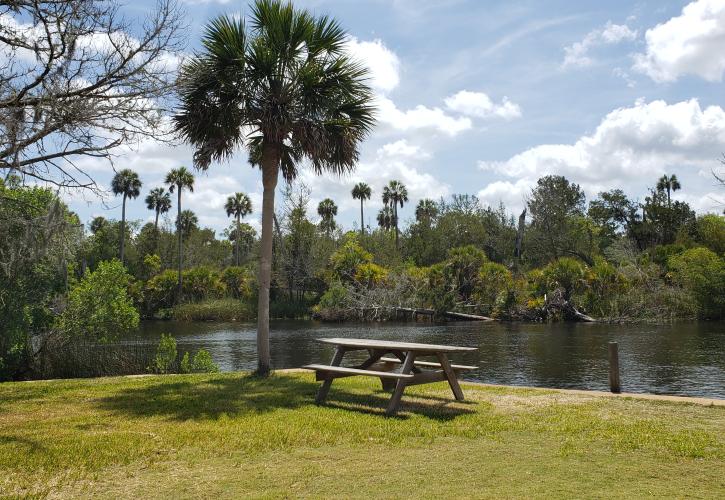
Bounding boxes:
[608,342,621,394]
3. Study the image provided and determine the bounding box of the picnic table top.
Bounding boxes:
[316,337,478,353]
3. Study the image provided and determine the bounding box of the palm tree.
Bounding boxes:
[145,187,172,231]
[415,198,438,224]
[165,167,195,294]
[176,209,199,237]
[377,205,394,231]
[225,192,253,265]
[382,180,408,248]
[656,174,681,207]
[351,182,372,235]
[174,1,375,375]
[317,198,338,237]
[111,169,142,263]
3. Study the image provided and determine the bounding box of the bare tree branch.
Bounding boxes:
[0,0,186,190]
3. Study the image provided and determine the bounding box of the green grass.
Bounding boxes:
[171,299,254,321]
[1,373,723,498]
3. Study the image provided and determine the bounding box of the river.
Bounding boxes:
[131,320,725,398]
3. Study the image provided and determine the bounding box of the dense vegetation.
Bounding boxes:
[1,169,722,380]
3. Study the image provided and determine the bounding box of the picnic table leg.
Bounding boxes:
[315,346,346,405]
[436,353,465,401]
[386,351,416,416]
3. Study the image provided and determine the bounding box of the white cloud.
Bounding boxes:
[376,96,472,136]
[633,0,725,82]
[563,21,637,68]
[477,179,534,216]
[377,139,430,159]
[444,90,522,120]
[477,99,725,212]
[345,37,401,94]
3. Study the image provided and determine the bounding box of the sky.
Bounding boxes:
[65,0,725,234]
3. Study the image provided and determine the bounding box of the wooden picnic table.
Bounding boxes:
[302,338,478,416]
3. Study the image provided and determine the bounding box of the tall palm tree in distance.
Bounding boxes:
[145,187,172,231]
[415,198,438,224]
[225,192,253,265]
[317,198,338,237]
[111,169,142,264]
[351,182,371,235]
[165,167,195,295]
[382,180,408,248]
[176,209,199,237]
[377,205,394,231]
[174,1,375,375]
[656,174,681,207]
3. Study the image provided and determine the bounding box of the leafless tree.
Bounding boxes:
[0,0,185,190]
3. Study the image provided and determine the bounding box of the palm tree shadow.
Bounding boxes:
[98,374,320,421]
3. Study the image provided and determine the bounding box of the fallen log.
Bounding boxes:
[443,311,495,321]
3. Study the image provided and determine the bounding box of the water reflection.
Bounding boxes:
[132,320,725,398]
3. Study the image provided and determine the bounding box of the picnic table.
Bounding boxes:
[302,338,478,416]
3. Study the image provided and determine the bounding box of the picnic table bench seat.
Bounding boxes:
[303,364,415,381]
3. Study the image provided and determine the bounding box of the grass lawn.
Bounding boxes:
[1,372,723,499]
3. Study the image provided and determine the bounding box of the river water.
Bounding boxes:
[132,320,725,398]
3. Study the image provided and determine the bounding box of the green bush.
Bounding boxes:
[317,282,349,310]
[668,247,725,319]
[540,257,586,300]
[221,266,253,299]
[150,333,177,374]
[143,270,178,313]
[329,236,373,283]
[474,262,513,313]
[179,349,219,373]
[181,266,224,302]
[57,260,139,342]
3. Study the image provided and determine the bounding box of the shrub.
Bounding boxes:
[179,349,219,373]
[354,262,388,288]
[221,266,253,299]
[473,262,513,313]
[581,258,629,317]
[445,245,488,301]
[668,247,725,319]
[57,260,139,342]
[181,266,224,302]
[150,333,177,374]
[317,282,349,311]
[143,270,178,313]
[141,254,162,280]
[329,236,373,282]
[541,257,586,300]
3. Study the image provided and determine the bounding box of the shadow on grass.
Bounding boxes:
[98,374,319,421]
[323,389,476,420]
[97,373,475,422]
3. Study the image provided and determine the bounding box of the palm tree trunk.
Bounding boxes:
[177,188,182,298]
[236,214,241,266]
[257,143,279,376]
[360,199,364,235]
[120,194,127,263]
[154,209,160,232]
[393,203,399,249]
[667,186,671,207]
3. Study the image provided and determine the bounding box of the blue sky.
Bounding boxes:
[67,0,725,234]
